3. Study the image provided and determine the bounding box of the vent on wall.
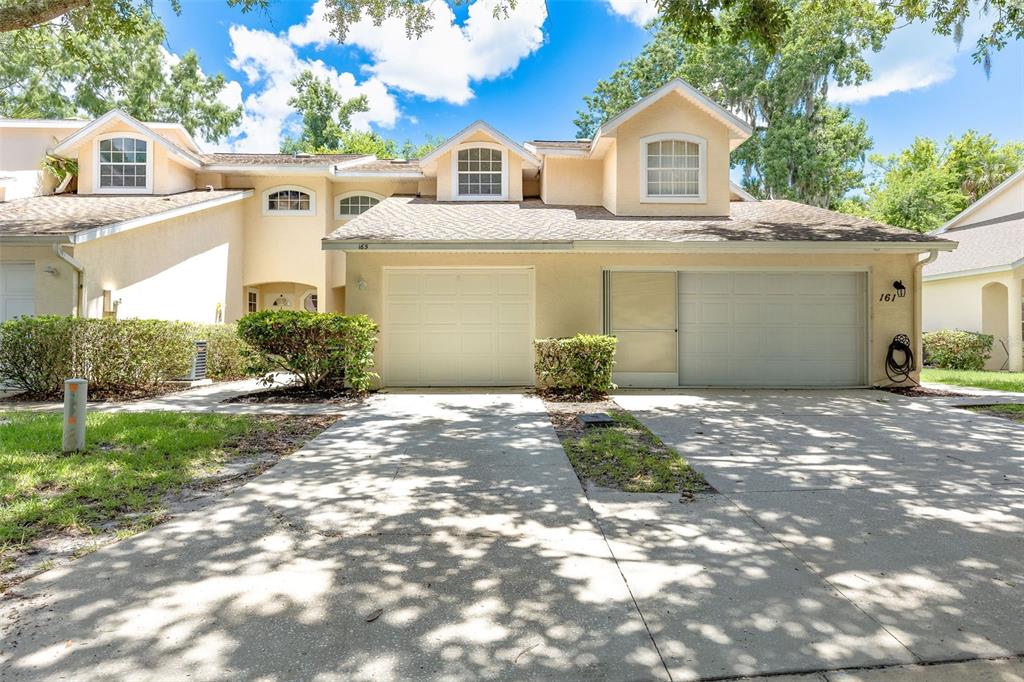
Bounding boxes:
[187,340,208,381]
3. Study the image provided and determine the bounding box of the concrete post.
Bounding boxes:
[62,379,87,453]
[1009,275,1023,372]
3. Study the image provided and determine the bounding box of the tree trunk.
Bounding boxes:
[0,0,91,33]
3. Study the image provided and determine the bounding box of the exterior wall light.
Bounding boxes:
[357,279,368,290]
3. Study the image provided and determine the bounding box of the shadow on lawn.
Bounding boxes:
[2,390,1023,680]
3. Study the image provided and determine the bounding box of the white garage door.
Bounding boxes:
[679,271,867,387]
[383,268,534,386]
[1,263,35,322]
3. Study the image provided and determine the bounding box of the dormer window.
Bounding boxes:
[641,133,706,203]
[262,185,316,216]
[95,134,151,193]
[454,144,507,200]
[336,192,382,220]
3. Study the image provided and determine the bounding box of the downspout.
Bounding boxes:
[53,242,85,318]
[913,249,940,371]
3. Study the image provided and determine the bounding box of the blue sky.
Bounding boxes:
[158,0,1023,162]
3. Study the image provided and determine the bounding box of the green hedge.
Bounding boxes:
[534,334,617,399]
[923,329,993,371]
[236,310,378,392]
[0,317,253,398]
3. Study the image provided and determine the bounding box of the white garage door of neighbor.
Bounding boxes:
[679,271,868,387]
[1,263,35,322]
[383,268,534,386]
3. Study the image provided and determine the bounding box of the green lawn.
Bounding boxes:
[921,368,1024,393]
[564,410,707,494]
[967,404,1024,424]
[0,412,301,552]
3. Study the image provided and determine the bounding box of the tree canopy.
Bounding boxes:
[0,8,241,142]
[576,1,890,208]
[281,69,443,158]
[840,131,1024,231]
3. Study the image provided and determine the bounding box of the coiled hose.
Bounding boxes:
[885,334,916,384]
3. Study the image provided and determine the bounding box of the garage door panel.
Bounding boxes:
[679,271,866,387]
[383,269,533,386]
[0,263,36,322]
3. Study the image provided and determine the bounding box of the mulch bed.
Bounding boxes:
[877,385,971,398]
[224,384,367,404]
[0,382,200,404]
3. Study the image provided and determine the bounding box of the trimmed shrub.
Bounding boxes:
[236,310,378,392]
[192,323,252,381]
[0,317,195,398]
[534,334,617,399]
[923,329,993,370]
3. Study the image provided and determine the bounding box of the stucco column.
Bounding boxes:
[1009,274,1023,372]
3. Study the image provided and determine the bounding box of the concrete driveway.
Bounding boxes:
[2,391,1022,681]
[615,390,1024,679]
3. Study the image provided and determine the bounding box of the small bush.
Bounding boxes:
[923,329,993,370]
[534,334,617,399]
[191,324,252,381]
[0,317,195,398]
[236,310,378,392]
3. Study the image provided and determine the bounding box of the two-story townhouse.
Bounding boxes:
[0,78,954,388]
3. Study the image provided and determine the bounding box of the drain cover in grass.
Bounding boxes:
[578,413,615,427]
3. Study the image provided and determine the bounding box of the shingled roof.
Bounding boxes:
[924,212,1024,277]
[324,196,953,247]
[200,153,366,167]
[0,189,252,239]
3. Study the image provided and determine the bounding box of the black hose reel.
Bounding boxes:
[885,333,916,384]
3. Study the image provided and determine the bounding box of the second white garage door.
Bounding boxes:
[1,263,35,322]
[679,271,868,386]
[383,268,534,386]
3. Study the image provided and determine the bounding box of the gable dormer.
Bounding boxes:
[418,121,541,202]
[49,110,202,195]
[532,79,752,217]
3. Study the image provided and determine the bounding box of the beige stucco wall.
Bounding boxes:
[74,201,245,322]
[0,245,77,315]
[948,175,1024,227]
[344,250,919,387]
[923,268,1023,369]
[541,157,603,206]
[611,91,732,216]
[0,127,74,199]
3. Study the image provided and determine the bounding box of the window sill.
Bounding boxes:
[452,194,507,202]
[640,195,706,204]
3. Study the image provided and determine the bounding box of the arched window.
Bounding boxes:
[335,192,382,219]
[641,133,706,202]
[95,134,152,193]
[453,144,506,199]
[262,186,316,216]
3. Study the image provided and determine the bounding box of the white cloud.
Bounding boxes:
[830,19,985,104]
[290,0,548,105]
[220,24,398,153]
[604,0,657,27]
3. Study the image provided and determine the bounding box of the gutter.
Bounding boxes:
[913,249,940,372]
[322,238,957,254]
[53,243,86,317]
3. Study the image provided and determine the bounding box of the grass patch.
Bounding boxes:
[557,408,707,494]
[0,411,326,553]
[966,404,1024,424]
[922,368,1024,393]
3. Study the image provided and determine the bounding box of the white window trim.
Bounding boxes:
[262,184,317,217]
[640,132,707,204]
[450,141,508,201]
[334,190,385,221]
[93,132,153,194]
[300,288,319,312]
[246,287,259,314]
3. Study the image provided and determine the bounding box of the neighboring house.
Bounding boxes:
[923,169,1023,371]
[0,78,953,388]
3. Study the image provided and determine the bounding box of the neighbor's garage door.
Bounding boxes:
[679,271,867,386]
[383,268,534,386]
[1,263,35,322]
